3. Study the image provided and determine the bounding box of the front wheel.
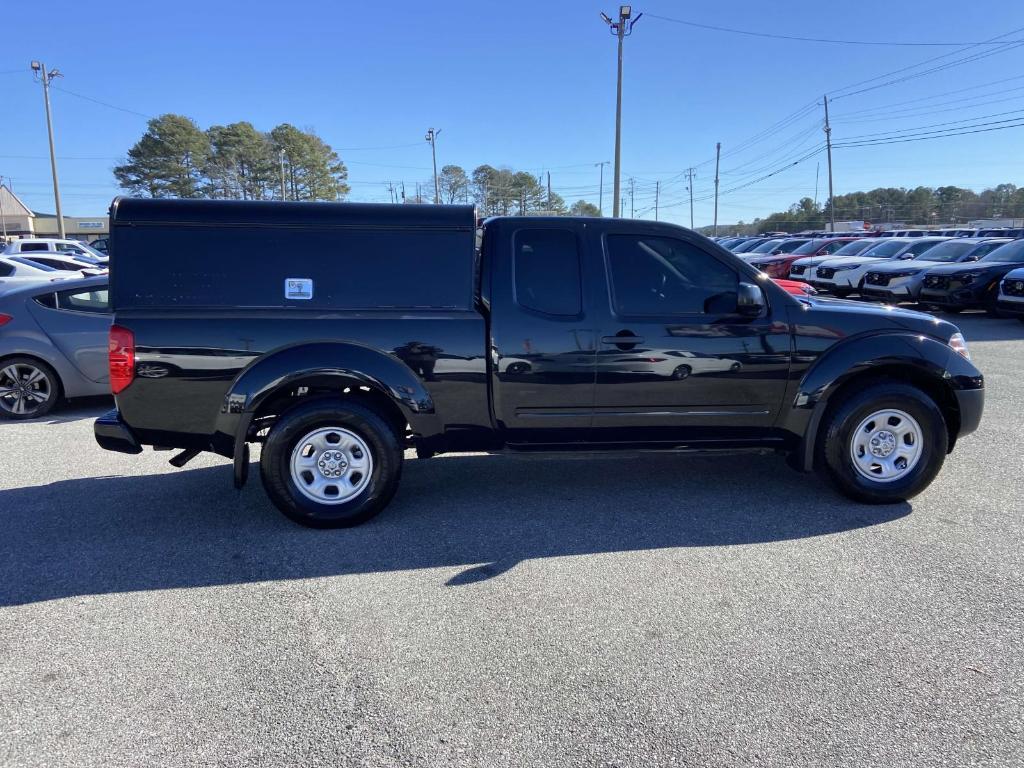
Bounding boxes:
[260,398,403,528]
[818,381,947,504]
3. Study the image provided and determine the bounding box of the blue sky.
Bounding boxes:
[2,0,1023,227]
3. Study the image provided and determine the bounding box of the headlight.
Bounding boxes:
[959,270,985,284]
[948,332,970,360]
[891,270,922,278]
[831,264,859,271]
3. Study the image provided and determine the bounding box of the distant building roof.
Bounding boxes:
[0,184,34,218]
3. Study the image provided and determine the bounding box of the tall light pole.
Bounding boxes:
[278,149,287,200]
[425,128,441,204]
[31,61,65,239]
[594,161,609,216]
[601,6,642,219]
[823,94,835,233]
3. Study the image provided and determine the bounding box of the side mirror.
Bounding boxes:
[965,254,981,261]
[737,282,765,317]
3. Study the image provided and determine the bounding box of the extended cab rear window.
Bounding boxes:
[513,229,581,316]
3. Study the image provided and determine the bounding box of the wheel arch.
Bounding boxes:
[785,333,968,472]
[211,341,439,487]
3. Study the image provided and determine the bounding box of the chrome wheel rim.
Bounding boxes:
[289,427,373,505]
[849,408,923,483]
[0,363,52,416]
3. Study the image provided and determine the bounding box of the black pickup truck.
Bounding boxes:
[95,199,984,527]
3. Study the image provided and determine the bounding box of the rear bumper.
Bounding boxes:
[955,387,984,439]
[94,408,143,454]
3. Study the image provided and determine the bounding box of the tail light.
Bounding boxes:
[0,313,11,327]
[108,324,135,394]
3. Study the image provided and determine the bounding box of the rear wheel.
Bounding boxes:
[0,357,61,420]
[818,381,947,504]
[259,398,403,528]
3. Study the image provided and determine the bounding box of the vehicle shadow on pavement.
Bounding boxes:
[0,399,111,427]
[0,452,909,606]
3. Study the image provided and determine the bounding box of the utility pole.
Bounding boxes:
[0,176,8,243]
[654,180,660,221]
[813,161,820,209]
[595,161,609,216]
[601,6,642,219]
[386,182,396,204]
[400,181,406,203]
[30,61,65,238]
[629,177,635,218]
[425,128,441,204]
[823,94,835,233]
[686,167,696,229]
[547,171,552,211]
[278,150,287,200]
[713,142,721,236]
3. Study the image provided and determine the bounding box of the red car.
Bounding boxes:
[773,278,817,297]
[749,237,860,279]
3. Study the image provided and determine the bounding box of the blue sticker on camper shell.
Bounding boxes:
[284,278,313,300]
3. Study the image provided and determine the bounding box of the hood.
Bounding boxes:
[800,296,960,340]
[865,259,943,274]
[1002,267,1024,280]
[819,255,889,268]
[791,255,835,267]
[922,260,1023,276]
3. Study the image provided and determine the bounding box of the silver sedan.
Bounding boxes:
[0,276,111,419]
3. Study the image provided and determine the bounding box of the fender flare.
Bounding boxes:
[210,341,438,486]
[782,332,976,472]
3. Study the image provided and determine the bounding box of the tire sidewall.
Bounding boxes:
[822,383,948,503]
[260,399,402,528]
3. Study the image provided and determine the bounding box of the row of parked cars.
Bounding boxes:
[713,231,1024,320]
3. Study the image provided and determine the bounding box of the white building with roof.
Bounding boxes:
[0,184,108,244]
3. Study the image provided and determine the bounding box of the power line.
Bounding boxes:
[646,13,1024,47]
[50,84,153,119]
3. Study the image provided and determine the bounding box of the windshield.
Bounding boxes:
[750,239,784,254]
[900,239,946,258]
[861,240,907,258]
[832,239,874,256]
[914,241,976,262]
[791,239,827,255]
[980,239,1024,263]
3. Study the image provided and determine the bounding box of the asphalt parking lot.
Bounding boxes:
[1,313,1022,768]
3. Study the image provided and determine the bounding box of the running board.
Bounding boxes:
[169,448,202,468]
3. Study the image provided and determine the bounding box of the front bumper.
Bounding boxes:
[918,288,983,309]
[996,296,1024,317]
[94,408,143,454]
[955,387,984,439]
[861,285,911,302]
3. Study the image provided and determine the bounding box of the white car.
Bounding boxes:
[810,237,949,296]
[2,238,108,264]
[996,267,1024,322]
[0,256,81,292]
[8,252,107,275]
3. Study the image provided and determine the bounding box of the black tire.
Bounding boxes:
[833,288,851,298]
[671,364,692,380]
[818,381,947,504]
[0,356,62,420]
[942,307,964,314]
[259,398,403,528]
[984,285,1003,317]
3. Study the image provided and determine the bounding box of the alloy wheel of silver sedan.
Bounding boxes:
[289,426,374,504]
[0,362,54,417]
[849,408,924,483]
